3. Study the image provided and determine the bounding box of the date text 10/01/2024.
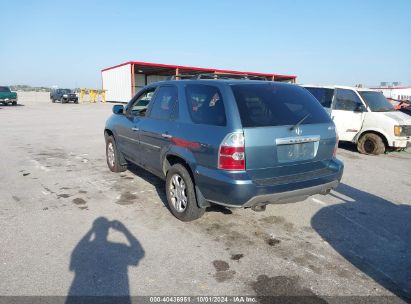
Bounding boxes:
[149,296,257,303]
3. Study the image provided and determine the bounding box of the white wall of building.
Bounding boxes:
[102,64,132,102]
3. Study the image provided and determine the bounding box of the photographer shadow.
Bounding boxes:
[66,217,144,304]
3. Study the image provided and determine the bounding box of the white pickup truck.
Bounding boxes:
[302,85,411,155]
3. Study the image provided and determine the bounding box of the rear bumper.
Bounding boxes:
[194,159,344,208]
[241,180,339,207]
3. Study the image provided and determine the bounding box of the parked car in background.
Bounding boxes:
[104,78,343,221]
[302,85,411,155]
[388,98,411,116]
[50,89,78,104]
[401,99,411,116]
[0,86,18,105]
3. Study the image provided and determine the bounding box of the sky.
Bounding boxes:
[1,0,410,88]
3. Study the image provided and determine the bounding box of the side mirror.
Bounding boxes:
[112,105,124,115]
[355,104,366,112]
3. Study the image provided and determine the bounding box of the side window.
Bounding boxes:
[305,87,334,108]
[185,84,226,126]
[334,89,363,111]
[148,86,178,120]
[129,88,156,116]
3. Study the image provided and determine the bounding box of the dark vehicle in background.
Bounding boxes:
[50,89,78,104]
[401,104,411,116]
[395,98,411,116]
[104,77,343,221]
[0,86,18,105]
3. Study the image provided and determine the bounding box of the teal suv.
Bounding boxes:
[104,77,343,221]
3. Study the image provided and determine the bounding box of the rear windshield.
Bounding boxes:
[0,87,11,93]
[231,84,331,128]
[304,87,334,108]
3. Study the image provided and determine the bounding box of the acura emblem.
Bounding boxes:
[295,127,302,135]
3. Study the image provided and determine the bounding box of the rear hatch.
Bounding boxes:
[231,83,337,184]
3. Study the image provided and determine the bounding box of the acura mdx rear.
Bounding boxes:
[194,82,344,210]
[105,80,343,221]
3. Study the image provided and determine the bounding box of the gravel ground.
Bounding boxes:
[0,92,410,303]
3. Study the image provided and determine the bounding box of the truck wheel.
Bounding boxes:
[52,98,55,103]
[106,136,127,172]
[357,133,385,155]
[12,101,17,106]
[166,164,205,221]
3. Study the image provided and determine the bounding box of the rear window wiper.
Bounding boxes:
[289,113,310,131]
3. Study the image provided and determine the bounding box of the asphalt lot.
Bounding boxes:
[0,92,410,302]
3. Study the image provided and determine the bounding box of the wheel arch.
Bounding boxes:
[163,151,210,208]
[104,129,127,166]
[163,154,194,179]
[104,128,114,139]
[357,130,389,148]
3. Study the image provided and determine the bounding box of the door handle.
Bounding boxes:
[131,127,139,131]
[161,133,172,139]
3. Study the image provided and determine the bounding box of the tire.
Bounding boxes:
[166,164,205,221]
[74,100,78,104]
[357,133,386,155]
[106,136,127,172]
[12,101,17,106]
[52,98,55,103]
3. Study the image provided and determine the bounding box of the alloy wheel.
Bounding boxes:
[169,174,187,212]
[107,142,115,167]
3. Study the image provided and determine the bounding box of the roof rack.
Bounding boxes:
[168,73,268,81]
[168,74,197,80]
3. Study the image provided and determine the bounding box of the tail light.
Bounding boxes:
[218,132,245,170]
[333,135,339,157]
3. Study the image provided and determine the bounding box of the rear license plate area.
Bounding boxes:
[277,142,318,163]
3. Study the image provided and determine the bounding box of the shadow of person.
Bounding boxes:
[66,217,144,304]
[311,183,411,301]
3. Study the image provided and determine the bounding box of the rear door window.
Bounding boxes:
[304,87,334,108]
[334,89,363,111]
[185,84,226,126]
[231,84,331,127]
[148,86,178,120]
